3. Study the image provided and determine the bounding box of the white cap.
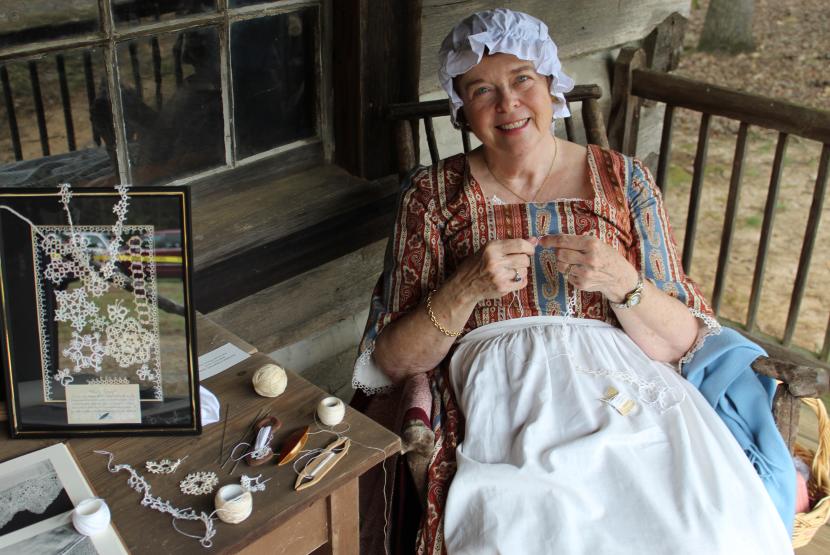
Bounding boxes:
[438,8,574,127]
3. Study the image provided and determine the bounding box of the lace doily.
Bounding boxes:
[33,225,164,402]
[240,474,269,493]
[179,472,218,495]
[0,472,62,529]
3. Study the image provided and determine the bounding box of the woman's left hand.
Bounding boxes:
[539,234,639,304]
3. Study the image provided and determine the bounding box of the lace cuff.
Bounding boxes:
[678,308,722,370]
[352,343,396,395]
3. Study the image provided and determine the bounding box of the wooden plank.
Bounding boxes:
[608,46,646,155]
[823,312,830,363]
[192,156,376,269]
[581,97,609,149]
[208,240,386,354]
[631,69,830,144]
[746,133,789,332]
[711,122,749,315]
[418,0,689,94]
[424,116,439,164]
[67,352,400,554]
[191,169,397,312]
[325,478,359,554]
[238,497,328,555]
[682,112,711,275]
[196,312,258,356]
[655,104,674,192]
[28,60,49,156]
[784,144,830,346]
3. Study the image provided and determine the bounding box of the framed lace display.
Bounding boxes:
[0,443,127,554]
[0,186,200,438]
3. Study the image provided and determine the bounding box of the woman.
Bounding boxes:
[353,9,793,554]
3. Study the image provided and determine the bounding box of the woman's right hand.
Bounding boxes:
[447,238,538,303]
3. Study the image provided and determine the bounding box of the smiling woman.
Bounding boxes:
[352,7,797,554]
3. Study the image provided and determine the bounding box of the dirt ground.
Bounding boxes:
[665,0,829,359]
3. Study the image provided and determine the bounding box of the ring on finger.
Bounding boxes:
[512,268,522,282]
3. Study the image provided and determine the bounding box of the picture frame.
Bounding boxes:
[0,443,127,554]
[0,186,200,438]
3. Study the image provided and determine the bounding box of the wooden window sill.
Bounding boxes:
[190,158,397,312]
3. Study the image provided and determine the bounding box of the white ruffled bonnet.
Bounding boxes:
[438,8,574,127]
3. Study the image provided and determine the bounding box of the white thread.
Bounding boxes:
[94,451,216,548]
[72,498,111,536]
[316,397,346,426]
[214,484,252,524]
[252,363,288,397]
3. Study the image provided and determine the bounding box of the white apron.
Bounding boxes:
[443,316,791,554]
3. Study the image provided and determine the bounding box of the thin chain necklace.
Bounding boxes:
[485,137,558,203]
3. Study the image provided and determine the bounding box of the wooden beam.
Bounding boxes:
[631,68,830,144]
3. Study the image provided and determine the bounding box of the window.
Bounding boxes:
[0,0,329,187]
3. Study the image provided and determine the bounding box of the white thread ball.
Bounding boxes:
[252,363,287,397]
[72,498,111,536]
[317,396,346,426]
[214,484,253,524]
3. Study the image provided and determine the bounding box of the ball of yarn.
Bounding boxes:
[252,363,287,398]
[214,484,253,524]
[72,498,111,536]
[317,396,346,426]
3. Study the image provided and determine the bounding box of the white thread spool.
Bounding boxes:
[252,363,287,398]
[72,498,111,536]
[317,396,345,426]
[214,484,253,524]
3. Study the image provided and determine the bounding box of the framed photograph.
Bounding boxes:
[0,186,200,438]
[0,443,127,554]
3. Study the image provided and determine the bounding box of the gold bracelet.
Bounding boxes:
[426,290,463,337]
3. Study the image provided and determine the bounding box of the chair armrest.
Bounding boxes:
[751,356,830,397]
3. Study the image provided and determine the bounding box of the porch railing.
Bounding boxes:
[615,46,830,364]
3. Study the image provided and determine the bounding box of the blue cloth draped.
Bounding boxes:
[683,327,796,535]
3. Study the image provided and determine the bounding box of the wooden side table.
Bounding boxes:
[0,315,400,554]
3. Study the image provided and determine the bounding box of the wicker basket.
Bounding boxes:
[792,397,830,549]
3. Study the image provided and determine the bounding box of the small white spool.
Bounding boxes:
[252,363,287,398]
[317,396,345,426]
[214,484,253,524]
[72,498,111,536]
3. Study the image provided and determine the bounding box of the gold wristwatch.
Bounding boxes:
[609,275,644,309]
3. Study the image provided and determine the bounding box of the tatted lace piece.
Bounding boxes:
[63,331,106,374]
[240,474,269,493]
[54,288,99,331]
[87,375,130,385]
[678,307,723,369]
[95,451,216,548]
[574,364,684,413]
[145,457,185,474]
[179,472,218,495]
[0,471,62,529]
[352,343,396,395]
[33,224,164,401]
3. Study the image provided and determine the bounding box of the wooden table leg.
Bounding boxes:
[322,477,359,554]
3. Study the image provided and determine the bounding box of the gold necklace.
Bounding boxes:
[485,137,558,203]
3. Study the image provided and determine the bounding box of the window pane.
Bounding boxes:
[0,48,118,188]
[112,0,217,28]
[117,27,225,184]
[231,8,318,159]
[0,1,100,49]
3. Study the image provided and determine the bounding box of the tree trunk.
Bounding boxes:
[698,0,755,53]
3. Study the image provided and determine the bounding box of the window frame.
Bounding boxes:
[0,0,332,186]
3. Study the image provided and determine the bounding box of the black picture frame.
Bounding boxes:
[0,186,200,438]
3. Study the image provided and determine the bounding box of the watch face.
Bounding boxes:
[628,292,642,307]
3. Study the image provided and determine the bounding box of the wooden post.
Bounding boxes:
[608,46,646,156]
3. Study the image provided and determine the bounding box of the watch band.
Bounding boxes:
[609,275,644,309]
